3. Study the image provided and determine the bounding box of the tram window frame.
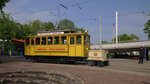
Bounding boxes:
[48,37,53,45]
[36,37,40,45]
[77,36,81,44]
[70,37,74,45]
[54,37,59,44]
[26,38,29,45]
[31,38,34,45]
[61,36,67,44]
[42,37,46,45]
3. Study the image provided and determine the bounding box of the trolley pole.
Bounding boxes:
[99,15,102,50]
[116,11,118,47]
[113,22,115,44]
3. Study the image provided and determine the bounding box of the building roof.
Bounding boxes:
[11,39,24,45]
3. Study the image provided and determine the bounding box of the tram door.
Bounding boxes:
[69,36,76,56]
[30,38,35,55]
[25,38,30,56]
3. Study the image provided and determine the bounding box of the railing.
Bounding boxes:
[92,40,150,45]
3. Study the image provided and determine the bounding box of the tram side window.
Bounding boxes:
[42,37,46,45]
[61,36,66,44]
[54,37,59,44]
[36,37,40,45]
[26,38,29,45]
[70,37,74,44]
[31,38,34,45]
[77,36,81,44]
[48,37,53,44]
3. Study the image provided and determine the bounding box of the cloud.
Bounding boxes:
[3,0,58,24]
[9,11,57,24]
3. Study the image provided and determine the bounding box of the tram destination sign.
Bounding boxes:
[37,32,64,36]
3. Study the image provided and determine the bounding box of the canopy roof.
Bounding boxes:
[11,39,24,45]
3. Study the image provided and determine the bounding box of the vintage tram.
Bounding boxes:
[24,29,109,67]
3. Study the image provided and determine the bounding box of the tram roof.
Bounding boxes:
[38,29,76,33]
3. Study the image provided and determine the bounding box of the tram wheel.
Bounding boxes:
[97,61,104,67]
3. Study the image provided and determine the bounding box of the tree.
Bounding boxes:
[0,0,10,10]
[113,33,139,42]
[0,13,17,41]
[102,41,110,44]
[130,34,139,41]
[41,22,54,31]
[57,19,85,32]
[30,19,42,35]
[0,0,10,20]
[22,23,32,37]
[0,13,18,54]
[28,20,54,35]
[15,23,24,40]
[143,19,150,40]
[58,19,75,29]
[76,27,84,33]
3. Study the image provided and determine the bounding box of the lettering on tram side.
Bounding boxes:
[37,48,47,51]
[36,48,66,51]
[49,48,65,51]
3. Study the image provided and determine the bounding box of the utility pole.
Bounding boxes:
[99,15,102,50]
[116,11,118,47]
[113,22,115,44]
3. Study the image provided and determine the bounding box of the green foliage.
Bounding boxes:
[0,13,18,54]
[113,33,139,42]
[22,24,32,38]
[28,20,54,35]
[58,19,75,29]
[41,22,54,31]
[143,19,150,40]
[0,13,17,41]
[58,19,84,32]
[102,41,111,44]
[0,0,10,10]
[76,27,84,32]
[30,19,41,35]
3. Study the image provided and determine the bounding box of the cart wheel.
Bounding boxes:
[88,61,94,66]
[97,61,104,67]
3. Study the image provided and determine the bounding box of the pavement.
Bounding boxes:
[0,56,150,77]
[0,56,150,84]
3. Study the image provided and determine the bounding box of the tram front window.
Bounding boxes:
[70,37,74,44]
[77,36,81,44]
[26,38,29,45]
[84,36,90,45]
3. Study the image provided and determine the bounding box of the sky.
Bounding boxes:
[3,0,150,44]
